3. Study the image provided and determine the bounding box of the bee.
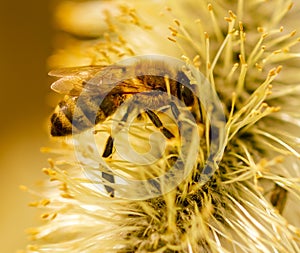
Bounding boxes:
[49,57,202,196]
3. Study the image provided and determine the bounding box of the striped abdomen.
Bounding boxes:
[50,93,126,136]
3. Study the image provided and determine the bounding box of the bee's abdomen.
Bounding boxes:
[51,96,95,136]
[51,97,75,136]
[50,94,126,137]
[50,111,73,136]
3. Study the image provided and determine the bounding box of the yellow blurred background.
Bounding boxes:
[0,1,54,252]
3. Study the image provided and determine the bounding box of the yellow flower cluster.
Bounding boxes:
[23,1,300,252]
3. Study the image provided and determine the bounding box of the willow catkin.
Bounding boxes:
[23,1,300,252]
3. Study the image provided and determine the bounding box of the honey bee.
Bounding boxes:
[49,57,202,196]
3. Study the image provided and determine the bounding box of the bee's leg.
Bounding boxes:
[145,110,175,139]
[113,103,136,131]
[102,135,114,158]
[102,136,115,197]
[170,101,194,127]
[191,97,203,124]
[170,101,180,119]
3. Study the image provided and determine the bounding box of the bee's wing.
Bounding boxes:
[49,64,152,96]
[48,65,106,78]
[49,66,107,95]
[50,76,85,96]
[84,64,156,95]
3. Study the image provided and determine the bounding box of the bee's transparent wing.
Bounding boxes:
[49,65,106,78]
[50,76,84,96]
[49,64,153,96]
[49,65,108,96]
[85,65,153,95]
